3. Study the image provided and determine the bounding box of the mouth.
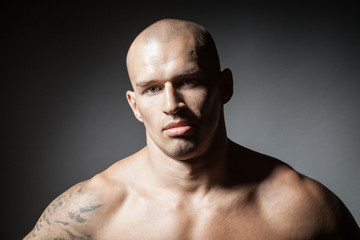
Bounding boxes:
[163,121,194,137]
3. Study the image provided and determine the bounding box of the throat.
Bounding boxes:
[145,138,229,194]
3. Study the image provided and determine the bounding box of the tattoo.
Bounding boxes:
[68,211,87,223]
[54,220,69,226]
[64,229,78,239]
[77,186,83,193]
[68,211,76,219]
[80,204,102,213]
[27,183,102,240]
[75,215,87,223]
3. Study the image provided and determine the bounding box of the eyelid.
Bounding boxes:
[177,78,199,86]
[143,85,162,94]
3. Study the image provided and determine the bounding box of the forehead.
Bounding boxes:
[127,34,202,84]
[144,36,197,65]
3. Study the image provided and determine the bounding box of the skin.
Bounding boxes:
[24,19,359,239]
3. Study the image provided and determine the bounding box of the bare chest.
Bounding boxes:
[96,196,279,240]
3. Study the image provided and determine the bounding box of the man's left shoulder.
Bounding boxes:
[259,164,359,238]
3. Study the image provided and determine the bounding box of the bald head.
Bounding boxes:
[126,19,220,83]
[137,19,208,44]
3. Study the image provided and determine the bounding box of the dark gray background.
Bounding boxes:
[4,1,359,239]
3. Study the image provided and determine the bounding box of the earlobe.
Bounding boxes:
[220,68,233,104]
[126,91,143,122]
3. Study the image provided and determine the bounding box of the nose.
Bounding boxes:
[163,82,183,114]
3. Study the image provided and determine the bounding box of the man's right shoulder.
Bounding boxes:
[24,160,131,240]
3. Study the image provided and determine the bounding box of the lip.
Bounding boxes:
[163,121,194,137]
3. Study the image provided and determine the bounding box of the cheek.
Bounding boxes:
[137,102,152,125]
[186,88,219,117]
[136,99,158,125]
[184,89,208,115]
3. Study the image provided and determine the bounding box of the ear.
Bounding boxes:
[126,90,143,122]
[220,68,233,104]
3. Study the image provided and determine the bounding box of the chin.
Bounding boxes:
[163,139,203,160]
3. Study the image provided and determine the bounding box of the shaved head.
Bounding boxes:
[125,19,231,161]
[126,19,220,83]
[137,19,208,43]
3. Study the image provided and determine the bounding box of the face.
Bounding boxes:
[127,33,231,160]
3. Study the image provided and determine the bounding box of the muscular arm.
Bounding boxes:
[23,182,103,240]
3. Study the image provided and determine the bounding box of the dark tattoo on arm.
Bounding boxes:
[80,204,102,213]
[25,183,103,240]
[54,220,70,226]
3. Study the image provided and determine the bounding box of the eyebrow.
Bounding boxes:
[176,65,201,76]
[136,79,158,88]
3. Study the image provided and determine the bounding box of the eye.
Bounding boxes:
[144,86,162,94]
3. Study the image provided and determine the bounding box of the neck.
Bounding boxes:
[144,117,229,197]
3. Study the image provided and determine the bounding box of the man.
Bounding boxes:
[24,18,359,239]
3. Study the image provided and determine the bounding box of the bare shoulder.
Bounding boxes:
[23,158,133,240]
[258,163,360,239]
